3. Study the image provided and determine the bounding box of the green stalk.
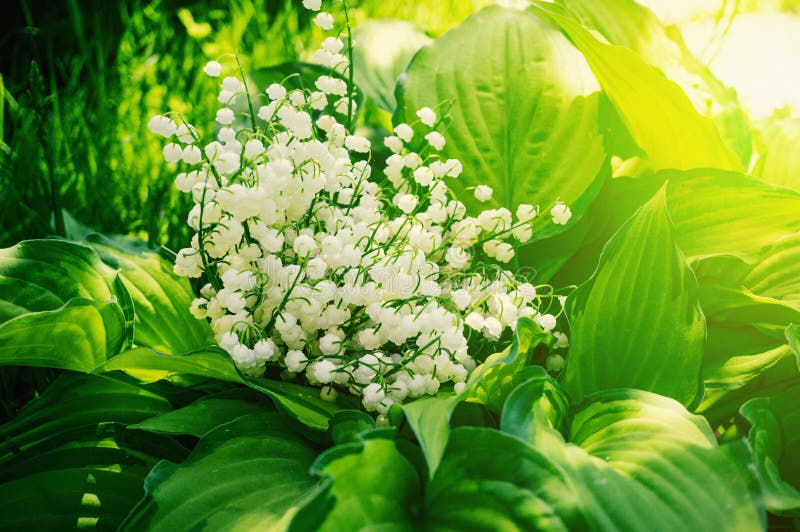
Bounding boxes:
[342,0,355,133]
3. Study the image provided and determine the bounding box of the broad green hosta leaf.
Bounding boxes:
[352,20,431,112]
[0,373,180,531]
[122,413,319,531]
[130,388,273,438]
[547,390,763,531]
[518,170,665,286]
[0,299,127,372]
[693,255,800,390]
[290,437,422,531]
[427,427,585,531]
[0,239,118,322]
[557,0,751,164]
[501,387,762,530]
[666,170,800,262]
[0,440,159,531]
[745,233,800,310]
[698,352,800,430]
[752,116,800,191]
[99,347,353,431]
[306,390,762,530]
[500,369,569,447]
[565,186,705,407]
[397,4,608,238]
[85,234,215,354]
[402,318,550,477]
[530,2,742,172]
[328,410,375,445]
[741,376,800,515]
[0,373,171,463]
[0,239,133,370]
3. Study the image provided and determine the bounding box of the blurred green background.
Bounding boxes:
[0,0,489,255]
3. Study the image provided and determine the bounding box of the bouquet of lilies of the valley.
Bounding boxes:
[3,0,799,529]
[150,0,571,413]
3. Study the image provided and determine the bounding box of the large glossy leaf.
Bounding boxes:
[130,388,273,438]
[290,436,422,531]
[548,390,763,531]
[85,234,215,354]
[499,386,763,530]
[741,378,800,515]
[0,298,128,372]
[744,233,800,310]
[0,441,158,531]
[752,116,800,191]
[402,318,550,477]
[557,0,751,165]
[99,347,352,431]
[427,427,585,531]
[397,4,607,239]
[352,20,431,112]
[0,239,118,322]
[693,255,800,390]
[531,2,742,172]
[665,170,800,262]
[0,239,133,370]
[564,186,705,407]
[0,373,170,464]
[500,369,569,448]
[0,373,179,531]
[122,413,319,531]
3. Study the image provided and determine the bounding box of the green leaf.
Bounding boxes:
[427,427,584,531]
[130,388,273,438]
[500,369,569,447]
[693,256,800,390]
[0,239,134,370]
[0,442,157,531]
[0,299,127,372]
[122,413,319,531]
[556,0,751,165]
[247,377,353,432]
[666,170,800,263]
[0,239,118,323]
[744,233,800,310]
[752,116,800,191]
[397,4,608,239]
[352,20,431,112]
[328,410,376,445]
[401,394,460,481]
[499,386,762,529]
[0,373,171,464]
[402,318,550,478]
[99,347,241,383]
[0,374,179,531]
[565,186,705,407]
[98,347,352,432]
[531,2,742,172]
[464,318,552,412]
[553,390,763,530]
[290,437,422,531]
[741,381,800,515]
[85,234,215,354]
[518,170,665,287]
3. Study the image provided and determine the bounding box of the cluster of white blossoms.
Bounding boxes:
[150,0,570,413]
